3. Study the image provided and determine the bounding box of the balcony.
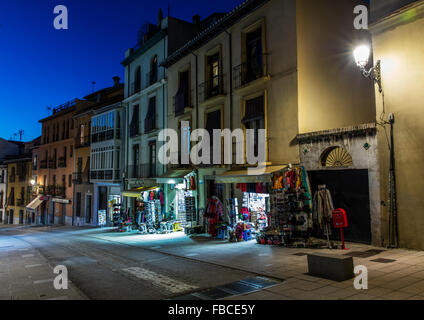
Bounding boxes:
[131,82,141,96]
[173,89,194,117]
[126,164,156,179]
[144,116,157,134]
[38,185,46,195]
[90,170,120,181]
[233,62,264,89]
[145,70,158,88]
[47,185,56,196]
[48,159,56,169]
[9,175,15,183]
[55,186,66,197]
[17,198,25,206]
[58,157,67,168]
[40,160,48,169]
[75,136,90,149]
[198,74,226,103]
[72,172,82,184]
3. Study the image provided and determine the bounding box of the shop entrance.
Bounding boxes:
[308,169,371,244]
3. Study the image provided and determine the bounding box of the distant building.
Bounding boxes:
[4,138,40,224]
[32,99,90,225]
[0,138,22,223]
[121,10,215,222]
[85,78,124,226]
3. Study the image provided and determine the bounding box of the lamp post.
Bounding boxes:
[353,44,398,248]
[353,45,382,93]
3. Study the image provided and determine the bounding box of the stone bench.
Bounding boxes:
[307,253,354,282]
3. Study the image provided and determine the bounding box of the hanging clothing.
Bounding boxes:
[190,176,196,190]
[272,174,283,190]
[313,188,334,229]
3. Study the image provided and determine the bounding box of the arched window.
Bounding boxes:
[150,55,158,85]
[320,146,353,168]
[134,66,141,93]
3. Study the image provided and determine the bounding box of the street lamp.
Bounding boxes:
[353,44,382,93]
[354,44,398,248]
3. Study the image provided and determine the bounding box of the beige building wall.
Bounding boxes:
[371,1,424,249]
[296,0,376,133]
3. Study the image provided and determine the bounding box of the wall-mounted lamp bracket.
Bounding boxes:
[360,60,382,93]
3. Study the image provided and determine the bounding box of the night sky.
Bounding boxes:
[0,0,242,141]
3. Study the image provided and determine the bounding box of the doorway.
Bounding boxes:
[86,195,92,223]
[60,204,65,225]
[9,209,14,224]
[308,169,371,244]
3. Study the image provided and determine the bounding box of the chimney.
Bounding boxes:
[113,76,120,87]
[192,14,201,25]
[157,8,163,26]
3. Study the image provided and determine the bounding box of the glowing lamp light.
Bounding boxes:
[353,44,382,93]
[354,45,370,68]
[30,179,36,186]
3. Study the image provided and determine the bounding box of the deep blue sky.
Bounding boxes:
[0,0,242,141]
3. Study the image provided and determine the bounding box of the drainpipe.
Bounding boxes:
[225,29,234,200]
[191,52,201,226]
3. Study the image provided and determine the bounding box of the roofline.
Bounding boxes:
[121,31,167,66]
[161,0,270,68]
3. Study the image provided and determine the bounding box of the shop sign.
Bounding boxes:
[52,198,71,204]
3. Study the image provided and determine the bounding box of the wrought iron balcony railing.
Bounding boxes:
[126,164,156,179]
[198,74,226,103]
[233,62,264,89]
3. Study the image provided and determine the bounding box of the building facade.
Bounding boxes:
[121,11,205,223]
[0,138,22,223]
[163,0,378,243]
[88,80,125,226]
[370,0,424,249]
[32,100,87,225]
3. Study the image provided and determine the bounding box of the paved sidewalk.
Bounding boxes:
[87,230,424,300]
[0,231,87,300]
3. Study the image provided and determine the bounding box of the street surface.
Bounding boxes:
[2,225,424,300]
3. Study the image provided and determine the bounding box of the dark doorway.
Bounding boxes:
[9,210,14,224]
[98,186,108,222]
[60,204,65,225]
[308,169,371,244]
[19,210,24,224]
[86,195,92,223]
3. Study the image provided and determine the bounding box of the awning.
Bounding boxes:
[214,165,287,183]
[26,196,45,212]
[122,186,159,198]
[156,169,193,184]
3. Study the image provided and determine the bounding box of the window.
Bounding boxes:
[206,53,221,98]
[149,142,156,177]
[243,95,265,157]
[70,145,73,158]
[33,154,38,171]
[129,105,140,137]
[175,70,190,116]
[145,97,156,133]
[245,27,263,82]
[134,66,141,93]
[205,109,222,164]
[76,192,82,217]
[132,144,140,178]
[150,55,158,85]
[68,174,72,187]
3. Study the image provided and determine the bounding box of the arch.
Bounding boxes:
[320,146,353,168]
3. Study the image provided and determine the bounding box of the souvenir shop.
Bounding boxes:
[161,171,198,232]
[120,186,165,233]
[206,165,337,247]
[206,167,281,242]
